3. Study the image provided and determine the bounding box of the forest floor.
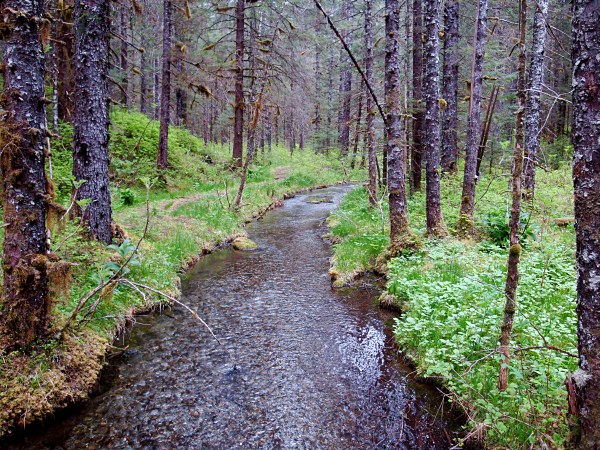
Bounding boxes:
[0,109,360,440]
[327,167,577,449]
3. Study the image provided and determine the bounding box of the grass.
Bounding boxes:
[328,164,577,448]
[0,108,362,439]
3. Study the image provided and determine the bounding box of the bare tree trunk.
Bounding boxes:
[365,0,377,205]
[120,3,129,107]
[350,87,364,170]
[386,0,416,255]
[314,16,322,152]
[157,0,172,169]
[73,0,112,243]
[140,28,149,114]
[522,0,549,198]
[423,0,447,237]
[56,0,75,121]
[410,0,424,193]
[232,0,245,166]
[498,0,526,393]
[572,0,600,446]
[338,0,353,158]
[326,53,334,151]
[0,0,51,350]
[441,0,459,173]
[457,0,488,236]
[153,57,160,120]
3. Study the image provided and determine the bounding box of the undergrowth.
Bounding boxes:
[328,167,577,448]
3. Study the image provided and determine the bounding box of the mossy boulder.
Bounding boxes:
[232,237,258,251]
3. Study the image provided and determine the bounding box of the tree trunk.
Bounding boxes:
[365,0,378,205]
[457,0,488,236]
[423,0,447,237]
[314,16,323,152]
[338,0,353,158]
[140,29,149,115]
[232,0,245,167]
[572,0,600,446]
[73,0,113,244]
[56,0,75,121]
[498,0,526,393]
[0,0,51,349]
[157,0,172,170]
[441,0,459,173]
[522,0,549,198]
[350,87,364,170]
[386,0,416,254]
[410,0,424,193]
[120,3,129,107]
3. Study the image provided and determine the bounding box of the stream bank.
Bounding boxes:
[6,186,463,449]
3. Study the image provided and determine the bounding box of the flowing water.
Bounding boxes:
[11,186,461,449]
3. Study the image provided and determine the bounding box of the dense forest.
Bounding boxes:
[0,0,598,448]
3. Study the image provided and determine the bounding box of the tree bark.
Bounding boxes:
[314,16,323,152]
[386,0,415,254]
[457,0,488,236]
[423,0,447,237]
[0,0,51,349]
[522,0,549,198]
[338,0,353,159]
[365,0,377,205]
[120,3,129,107]
[441,0,459,173]
[157,0,172,169]
[56,0,75,121]
[73,0,113,244]
[232,0,245,167]
[498,0,526,393]
[410,0,424,193]
[572,0,600,446]
[350,86,364,170]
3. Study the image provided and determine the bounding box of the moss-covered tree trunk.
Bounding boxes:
[572,0,600,446]
[457,0,488,237]
[232,0,245,166]
[498,0,526,393]
[0,0,51,349]
[441,0,459,173]
[423,0,447,237]
[73,0,113,244]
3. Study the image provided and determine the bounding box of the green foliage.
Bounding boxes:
[483,207,537,248]
[118,187,136,206]
[328,167,577,448]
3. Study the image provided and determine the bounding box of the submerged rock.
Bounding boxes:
[305,195,334,204]
[232,237,258,251]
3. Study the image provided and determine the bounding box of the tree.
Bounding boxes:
[457,0,488,236]
[498,0,526,393]
[522,0,549,198]
[338,0,353,159]
[410,0,424,193]
[386,0,417,254]
[422,0,447,237]
[0,0,51,349]
[441,0,459,173]
[232,0,245,167]
[572,0,600,446]
[365,0,377,205]
[72,0,113,244]
[157,0,172,169]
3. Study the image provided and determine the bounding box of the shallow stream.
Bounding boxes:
[12,186,460,449]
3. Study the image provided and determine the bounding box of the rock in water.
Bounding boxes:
[232,237,258,251]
